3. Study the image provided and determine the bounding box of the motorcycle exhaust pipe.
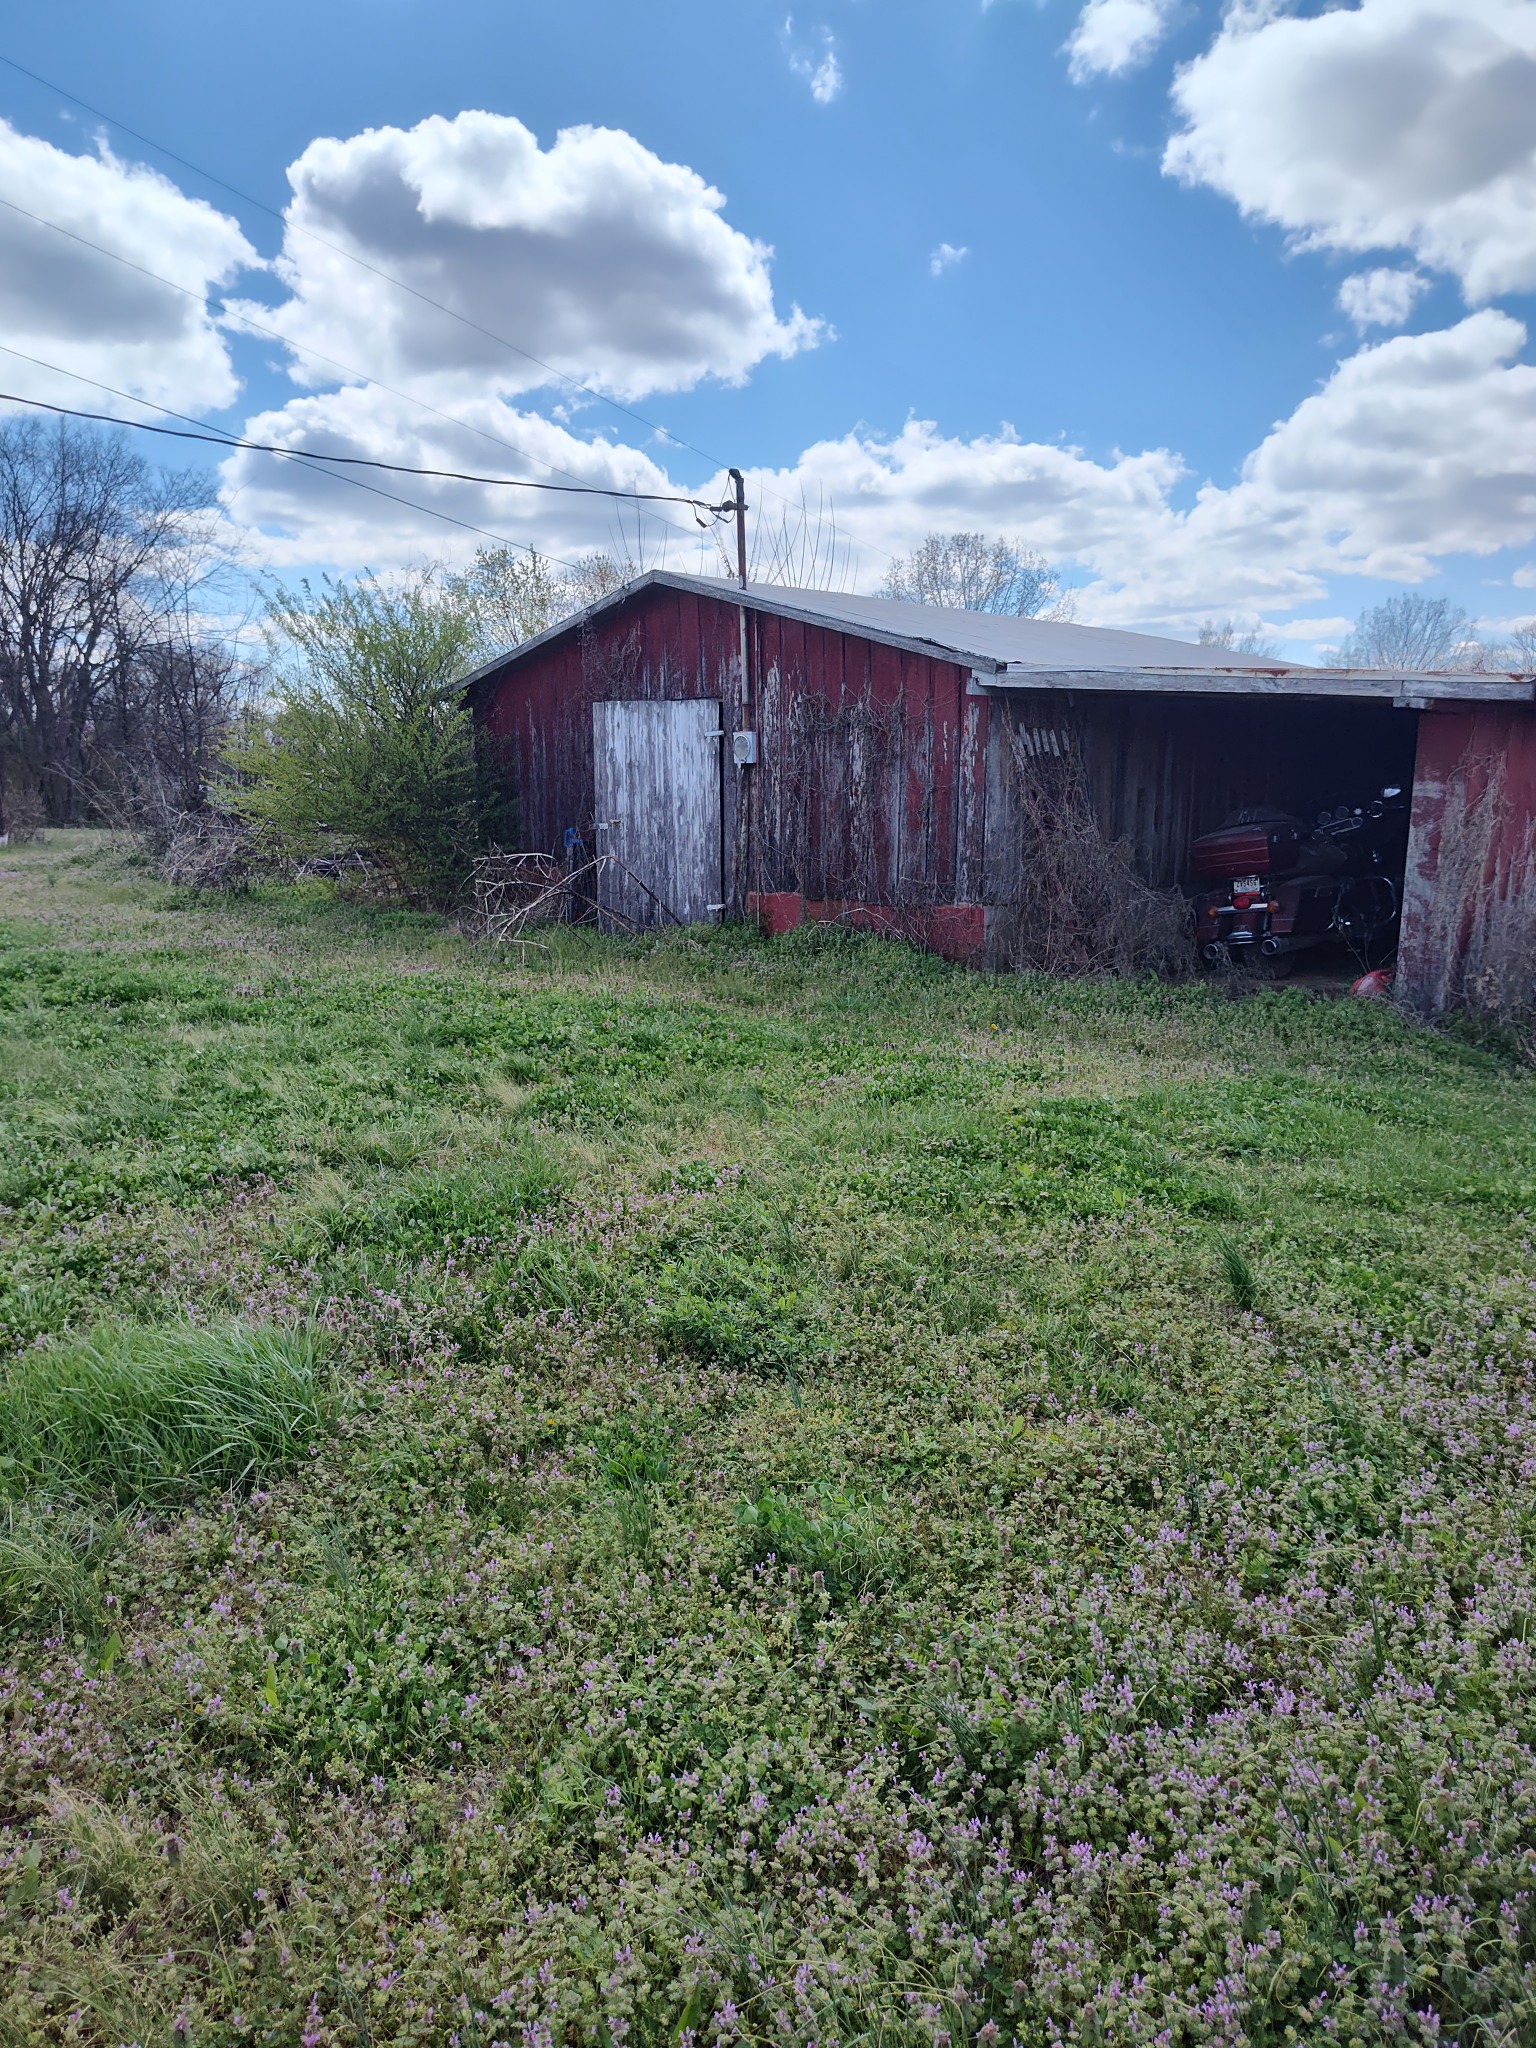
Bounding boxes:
[1259,934,1324,959]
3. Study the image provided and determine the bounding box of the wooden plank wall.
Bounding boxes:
[473,586,986,917]
[475,590,1428,943]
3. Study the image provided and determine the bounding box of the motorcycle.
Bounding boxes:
[1191,787,1407,974]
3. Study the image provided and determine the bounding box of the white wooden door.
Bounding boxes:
[592,699,723,927]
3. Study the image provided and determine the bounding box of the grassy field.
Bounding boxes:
[2,832,1534,2048]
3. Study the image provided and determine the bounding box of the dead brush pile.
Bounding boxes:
[100,761,258,892]
[988,719,1192,977]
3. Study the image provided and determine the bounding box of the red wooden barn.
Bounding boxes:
[465,571,1536,1013]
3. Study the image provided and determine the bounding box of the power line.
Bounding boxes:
[0,343,597,575]
[0,383,734,508]
[0,48,895,573]
[0,189,714,553]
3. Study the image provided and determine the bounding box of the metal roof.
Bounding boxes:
[461,569,1535,705]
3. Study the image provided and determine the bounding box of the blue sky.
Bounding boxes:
[1,0,1534,652]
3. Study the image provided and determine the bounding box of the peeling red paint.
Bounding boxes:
[746,892,986,963]
[471,580,1535,1006]
[1399,702,1536,1013]
[471,580,987,927]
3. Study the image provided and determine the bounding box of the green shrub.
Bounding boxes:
[0,1322,329,1506]
[226,573,495,909]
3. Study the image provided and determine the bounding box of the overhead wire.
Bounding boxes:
[0,53,699,459]
[0,49,895,575]
[0,383,734,507]
[0,342,600,575]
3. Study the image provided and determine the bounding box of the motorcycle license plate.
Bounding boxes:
[1232,875,1262,894]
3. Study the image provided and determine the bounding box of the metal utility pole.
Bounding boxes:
[728,468,748,590]
[728,464,752,715]
[726,465,757,913]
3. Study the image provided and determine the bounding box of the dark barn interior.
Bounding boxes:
[988,689,1420,890]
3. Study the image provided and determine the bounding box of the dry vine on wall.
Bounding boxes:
[772,688,911,906]
[988,718,1192,978]
[1422,750,1536,1034]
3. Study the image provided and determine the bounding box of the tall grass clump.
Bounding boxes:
[0,1322,329,1506]
[0,1498,120,1636]
[1215,1231,1260,1311]
[735,1484,907,1602]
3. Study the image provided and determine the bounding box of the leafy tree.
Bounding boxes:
[229,573,489,908]
[1336,594,1476,670]
[879,532,1070,618]
[448,547,562,660]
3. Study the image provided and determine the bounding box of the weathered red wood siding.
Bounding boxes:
[473,584,1530,1009]
[470,584,988,924]
[1398,703,1536,1013]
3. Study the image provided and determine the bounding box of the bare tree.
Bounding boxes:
[91,636,253,816]
[879,532,1071,618]
[0,417,221,826]
[1196,618,1280,658]
[559,550,635,612]
[1335,594,1478,671]
[1476,622,1536,674]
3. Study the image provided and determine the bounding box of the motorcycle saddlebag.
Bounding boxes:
[1190,816,1309,884]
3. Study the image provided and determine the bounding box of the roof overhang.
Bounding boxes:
[975,666,1536,708]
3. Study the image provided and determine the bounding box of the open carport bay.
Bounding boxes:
[986,688,1420,893]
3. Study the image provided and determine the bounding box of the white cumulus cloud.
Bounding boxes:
[1337,266,1432,330]
[218,383,708,574]
[1165,0,1536,302]
[230,110,821,409]
[1065,0,1181,83]
[1184,311,1536,587]
[219,311,1536,631]
[929,243,970,276]
[0,119,255,416]
[784,20,844,104]
[732,312,1536,628]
